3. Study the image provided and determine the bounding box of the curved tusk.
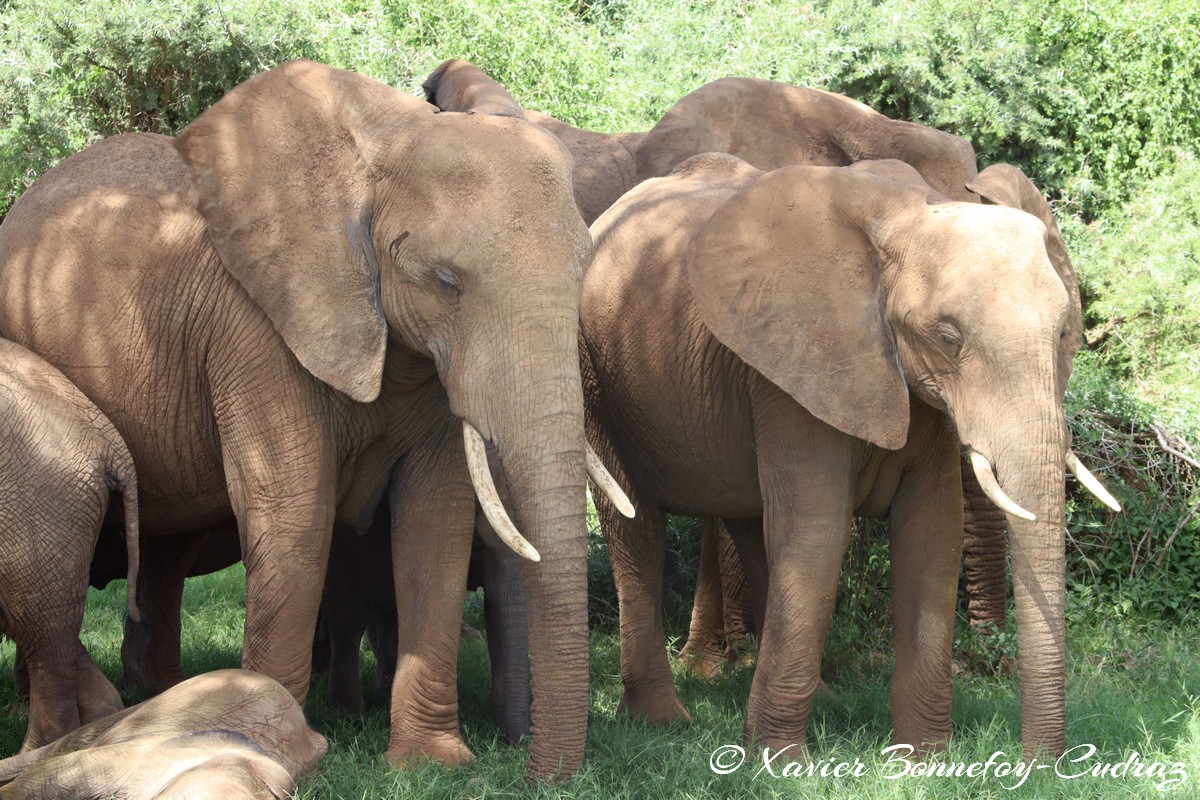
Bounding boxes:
[969,450,1037,522]
[586,445,636,518]
[463,421,541,562]
[1067,450,1122,512]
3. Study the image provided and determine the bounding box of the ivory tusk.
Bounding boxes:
[969,450,1037,522]
[463,421,541,562]
[1066,450,1122,512]
[586,445,636,518]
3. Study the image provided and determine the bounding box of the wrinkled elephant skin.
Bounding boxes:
[0,670,326,799]
[583,155,1080,758]
[0,59,592,781]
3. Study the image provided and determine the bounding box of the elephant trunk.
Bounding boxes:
[992,421,1068,759]
[960,460,1011,632]
[493,417,587,780]
[465,306,588,782]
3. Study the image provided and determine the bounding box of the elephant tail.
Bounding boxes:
[104,434,142,626]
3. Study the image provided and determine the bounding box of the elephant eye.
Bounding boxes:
[936,321,962,353]
[431,264,462,295]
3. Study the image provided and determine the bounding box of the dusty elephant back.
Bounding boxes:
[526,110,645,225]
[635,77,978,201]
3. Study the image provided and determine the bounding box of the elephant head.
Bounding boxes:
[172,60,597,779]
[684,157,1115,758]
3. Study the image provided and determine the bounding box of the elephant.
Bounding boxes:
[0,670,326,799]
[0,337,140,751]
[580,152,1118,759]
[676,518,759,677]
[313,485,532,743]
[525,73,1113,648]
[0,58,615,781]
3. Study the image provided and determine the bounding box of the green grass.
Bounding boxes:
[3,569,1198,797]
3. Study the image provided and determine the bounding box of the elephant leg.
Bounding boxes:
[482,579,531,741]
[123,530,211,694]
[677,518,727,678]
[743,404,854,753]
[604,494,684,725]
[310,607,331,679]
[386,438,477,768]
[888,430,962,751]
[6,521,103,750]
[73,651,123,724]
[716,518,759,664]
[323,532,368,712]
[367,602,398,701]
[21,638,119,751]
[960,459,1009,632]
[472,507,532,742]
[21,645,83,752]
[13,645,29,701]
[220,429,336,704]
[723,518,768,648]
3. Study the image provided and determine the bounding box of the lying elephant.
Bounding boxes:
[0,338,140,751]
[0,669,326,799]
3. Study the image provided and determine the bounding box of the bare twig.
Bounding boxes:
[1151,423,1200,471]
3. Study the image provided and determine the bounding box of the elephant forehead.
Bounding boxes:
[410,114,576,189]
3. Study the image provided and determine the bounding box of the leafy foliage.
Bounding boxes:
[2,0,1198,219]
[1069,155,1200,428]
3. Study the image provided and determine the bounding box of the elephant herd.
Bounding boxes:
[0,56,1124,791]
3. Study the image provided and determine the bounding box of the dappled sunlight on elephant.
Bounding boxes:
[0,59,595,781]
[581,153,1114,759]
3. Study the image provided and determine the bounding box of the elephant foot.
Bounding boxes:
[724,634,757,668]
[386,733,475,770]
[618,686,691,726]
[677,645,725,679]
[75,663,124,724]
[743,726,807,762]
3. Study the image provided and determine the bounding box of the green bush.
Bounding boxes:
[4,0,1199,218]
[1063,352,1200,622]
[1066,154,1200,429]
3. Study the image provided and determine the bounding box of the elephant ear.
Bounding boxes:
[175,60,425,403]
[965,164,1083,376]
[422,59,526,118]
[687,166,910,450]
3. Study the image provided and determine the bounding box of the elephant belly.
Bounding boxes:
[602,364,763,519]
